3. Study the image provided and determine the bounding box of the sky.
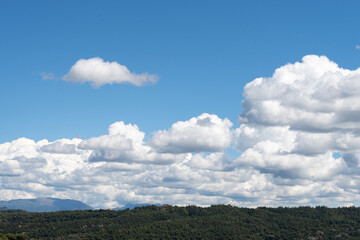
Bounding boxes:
[1,0,360,208]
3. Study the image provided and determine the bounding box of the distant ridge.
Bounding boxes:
[0,197,93,212]
[114,203,162,210]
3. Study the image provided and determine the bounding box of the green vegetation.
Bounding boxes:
[1,205,360,239]
[0,233,28,240]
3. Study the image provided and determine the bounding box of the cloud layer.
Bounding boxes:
[63,57,158,88]
[2,55,360,208]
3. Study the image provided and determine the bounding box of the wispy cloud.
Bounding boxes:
[356,45,360,50]
[40,72,55,80]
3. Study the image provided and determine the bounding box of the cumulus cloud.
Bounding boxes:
[235,55,360,182]
[40,139,80,154]
[0,114,239,208]
[79,122,139,151]
[149,113,233,153]
[79,121,185,164]
[63,57,158,88]
[240,55,360,132]
[3,55,360,209]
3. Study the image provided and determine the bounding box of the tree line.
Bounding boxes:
[1,205,360,239]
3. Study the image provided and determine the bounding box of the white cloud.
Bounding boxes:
[240,55,360,132]
[235,55,360,181]
[3,55,360,209]
[0,116,240,208]
[79,121,184,164]
[40,139,80,154]
[0,159,24,176]
[63,57,158,88]
[79,122,138,151]
[188,152,232,171]
[149,113,233,153]
[356,45,360,50]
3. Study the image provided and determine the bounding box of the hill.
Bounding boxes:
[0,198,92,212]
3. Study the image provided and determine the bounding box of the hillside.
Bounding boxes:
[1,205,360,239]
[0,198,92,212]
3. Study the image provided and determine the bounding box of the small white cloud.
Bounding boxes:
[40,72,55,80]
[63,57,158,88]
[356,45,360,50]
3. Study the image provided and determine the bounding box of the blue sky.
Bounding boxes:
[1,0,359,142]
[1,1,360,208]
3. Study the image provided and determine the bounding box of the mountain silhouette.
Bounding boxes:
[0,197,92,212]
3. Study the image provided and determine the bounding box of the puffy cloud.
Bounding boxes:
[78,121,145,162]
[40,139,80,154]
[3,55,360,208]
[149,113,233,153]
[0,159,24,176]
[235,55,360,183]
[188,152,231,171]
[79,121,184,164]
[0,115,241,208]
[79,122,139,151]
[0,138,39,160]
[63,57,158,88]
[240,55,360,132]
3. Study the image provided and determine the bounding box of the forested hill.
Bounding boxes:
[1,205,360,239]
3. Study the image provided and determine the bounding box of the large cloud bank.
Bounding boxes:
[63,57,158,88]
[2,55,360,208]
